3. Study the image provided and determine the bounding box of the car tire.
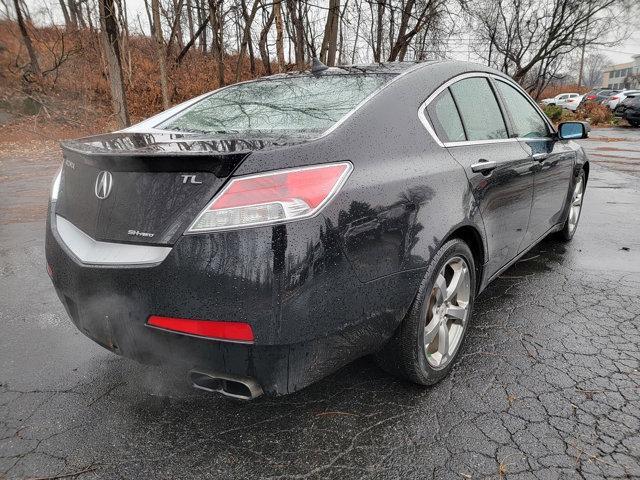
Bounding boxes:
[375,238,476,385]
[629,121,640,128]
[558,170,586,242]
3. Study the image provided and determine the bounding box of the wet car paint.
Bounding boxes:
[45,61,587,395]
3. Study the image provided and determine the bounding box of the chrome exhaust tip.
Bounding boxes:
[189,369,263,400]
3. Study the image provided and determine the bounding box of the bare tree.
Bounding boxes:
[208,0,225,86]
[13,0,41,78]
[99,0,130,127]
[388,0,446,61]
[320,0,340,65]
[465,0,631,92]
[58,0,72,26]
[286,0,306,68]
[152,0,170,108]
[583,52,610,87]
[273,0,285,70]
[258,2,275,74]
[237,0,260,79]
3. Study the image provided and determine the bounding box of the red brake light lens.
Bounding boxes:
[147,315,254,342]
[188,162,352,232]
[611,96,619,100]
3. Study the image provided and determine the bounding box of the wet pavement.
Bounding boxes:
[581,127,640,177]
[1,129,640,479]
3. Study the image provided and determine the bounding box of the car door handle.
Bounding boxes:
[533,153,548,162]
[471,160,497,173]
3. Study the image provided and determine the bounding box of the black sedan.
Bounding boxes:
[613,95,640,127]
[46,61,589,399]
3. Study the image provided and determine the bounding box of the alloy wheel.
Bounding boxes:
[568,176,584,234]
[424,256,471,369]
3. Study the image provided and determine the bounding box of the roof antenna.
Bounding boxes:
[311,56,329,74]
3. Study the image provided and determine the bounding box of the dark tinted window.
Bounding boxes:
[495,81,548,138]
[449,78,508,141]
[426,89,466,142]
[159,74,392,136]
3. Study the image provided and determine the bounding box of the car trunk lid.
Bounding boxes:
[55,132,279,246]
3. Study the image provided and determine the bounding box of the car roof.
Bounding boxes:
[259,61,439,80]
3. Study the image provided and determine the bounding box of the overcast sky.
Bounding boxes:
[22,0,640,66]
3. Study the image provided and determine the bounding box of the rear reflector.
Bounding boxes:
[147,315,254,342]
[187,162,352,233]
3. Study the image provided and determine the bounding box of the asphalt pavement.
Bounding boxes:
[1,128,639,479]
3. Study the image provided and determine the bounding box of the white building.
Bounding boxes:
[602,54,640,90]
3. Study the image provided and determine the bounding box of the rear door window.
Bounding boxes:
[425,89,466,142]
[449,78,508,141]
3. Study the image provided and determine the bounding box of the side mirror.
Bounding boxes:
[557,121,589,140]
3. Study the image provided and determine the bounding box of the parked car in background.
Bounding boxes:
[613,95,640,127]
[45,61,591,399]
[579,89,619,108]
[541,92,580,107]
[564,94,584,112]
[603,90,640,110]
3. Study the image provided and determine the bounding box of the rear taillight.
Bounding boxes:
[587,95,596,100]
[187,162,352,233]
[611,96,619,100]
[147,315,254,342]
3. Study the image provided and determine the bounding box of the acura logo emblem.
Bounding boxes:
[95,171,113,199]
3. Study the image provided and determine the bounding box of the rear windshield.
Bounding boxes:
[158,74,393,136]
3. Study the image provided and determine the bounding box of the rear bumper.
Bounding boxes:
[46,206,423,395]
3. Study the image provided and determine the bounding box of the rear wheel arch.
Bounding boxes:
[442,225,485,295]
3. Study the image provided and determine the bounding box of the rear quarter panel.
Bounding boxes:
[236,62,489,285]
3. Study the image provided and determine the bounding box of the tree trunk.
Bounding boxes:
[258,6,276,75]
[351,0,361,63]
[286,0,305,69]
[85,1,95,30]
[75,0,87,28]
[169,0,185,51]
[186,0,195,40]
[236,0,260,81]
[152,0,170,108]
[166,0,185,55]
[144,0,154,35]
[388,0,432,61]
[258,5,275,74]
[208,0,225,87]
[67,0,79,28]
[99,0,130,127]
[58,0,71,27]
[373,0,385,62]
[196,0,207,52]
[176,17,208,63]
[13,0,41,77]
[319,0,339,66]
[273,0,285,71]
